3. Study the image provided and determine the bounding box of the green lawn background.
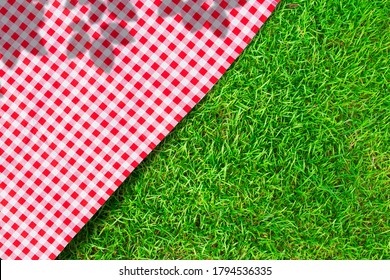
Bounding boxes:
[59,0,390,259]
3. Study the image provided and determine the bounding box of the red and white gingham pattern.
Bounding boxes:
[0,0,279,259]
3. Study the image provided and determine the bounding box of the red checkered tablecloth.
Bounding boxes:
[0,0,279,259]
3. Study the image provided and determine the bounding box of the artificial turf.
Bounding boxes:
[58,0,390,259]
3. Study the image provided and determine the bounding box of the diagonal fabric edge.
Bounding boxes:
[0,0,280,259]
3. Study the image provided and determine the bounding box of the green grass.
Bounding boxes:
[58,0,390,259]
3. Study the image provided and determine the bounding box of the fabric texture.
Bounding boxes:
[0,0,279,259]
